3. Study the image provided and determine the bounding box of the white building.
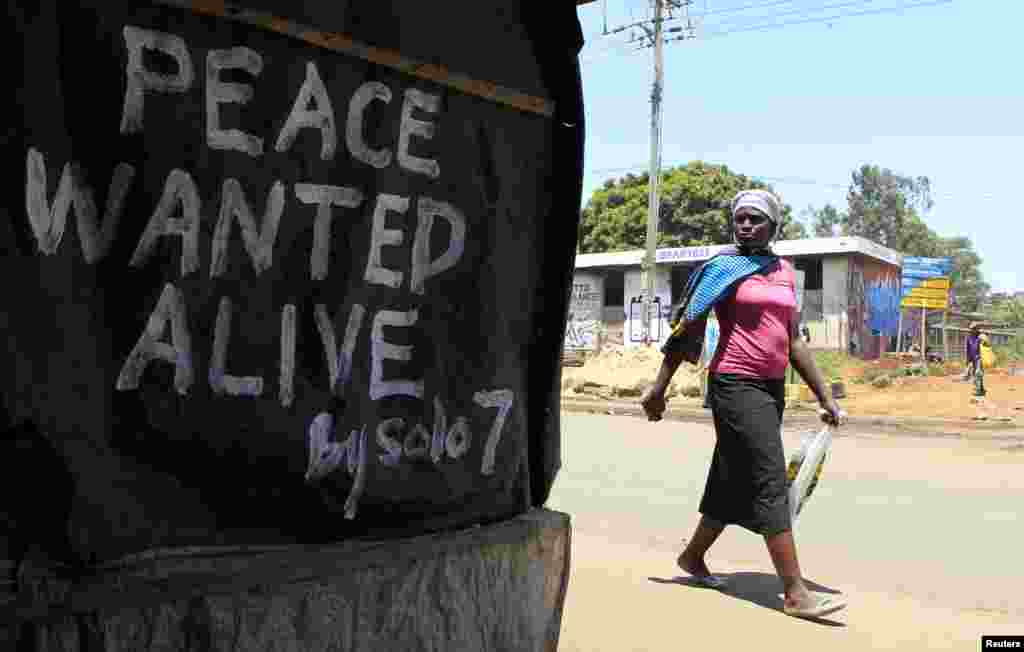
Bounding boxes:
[566,236,905,359]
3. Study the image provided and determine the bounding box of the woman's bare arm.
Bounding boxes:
[789,320,843,424]
[641,348,685,421]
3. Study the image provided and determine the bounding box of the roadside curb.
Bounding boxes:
[559,396,1024,439]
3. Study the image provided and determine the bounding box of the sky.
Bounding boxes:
[575,0,1020,293]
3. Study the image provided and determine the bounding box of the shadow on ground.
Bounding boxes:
[648,572,846,627]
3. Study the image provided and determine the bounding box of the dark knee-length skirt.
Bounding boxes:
[700,373,792,536]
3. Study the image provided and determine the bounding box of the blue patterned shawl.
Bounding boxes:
[661,245,777,364]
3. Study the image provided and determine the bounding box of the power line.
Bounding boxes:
[584,0,908,48]
[589,0,813,38]
[580,0,955,62]
[692,0,955,41]
[690,0,928,31]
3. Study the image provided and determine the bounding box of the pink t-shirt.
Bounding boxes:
[708,259,797,379]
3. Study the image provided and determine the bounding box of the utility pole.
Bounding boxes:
[597,1,697,344]
[640,0,666,345]
[633,0,694,345]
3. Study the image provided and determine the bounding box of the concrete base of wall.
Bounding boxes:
[2,509,572,652]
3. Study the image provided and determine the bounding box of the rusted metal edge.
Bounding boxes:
[149,0,556,118]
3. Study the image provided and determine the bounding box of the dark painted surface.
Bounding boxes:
[2,1,584,565]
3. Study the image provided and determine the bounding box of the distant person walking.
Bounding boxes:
[978,330,994,397]
[963,323,986,397]
[640,189,847,620]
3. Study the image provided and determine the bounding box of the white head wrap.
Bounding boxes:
[731,189,782,224]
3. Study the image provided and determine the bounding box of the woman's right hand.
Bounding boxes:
[819,399,847,427]
[640,388,667,422]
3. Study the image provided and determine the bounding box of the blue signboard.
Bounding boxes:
[901,257,953,294]
[901,257,953,282]
[701,319,720,366]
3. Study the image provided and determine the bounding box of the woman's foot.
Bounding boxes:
[677,550,727,589]
[782,589,847,620]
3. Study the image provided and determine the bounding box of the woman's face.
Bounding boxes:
[733,207,774,249]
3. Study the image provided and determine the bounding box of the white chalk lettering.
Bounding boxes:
[411,197,467,294]
[445,416,471,460]
[305,413,340,481]
[25,148,134,262]
[363,193,410,288]
[206,47,264,156]
[345,428,364,476]
[398,88,441,179]
[24,148,70,255]
[314,302,366,395]
[116,283,194,395]
[209,296,265,397]
[121,26,194,134]
[275,61,337,160]
[344,425,368,519]
[403,423,431,461]
[473,389,515,475]
[210,179,284,278]
[370,309,424,400]
[129,169,202,277]
[306,415,366,484]
[314,304,340,391]
[431,395,447,464]
[295,184,364,281]
[346,81,393,169]
[279,304,297,407]
[376,417,405,466]
[338,303,366,392]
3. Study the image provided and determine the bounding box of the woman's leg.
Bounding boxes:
[765,530,815,607]
[678,516,725,576]
[762,381,816,608]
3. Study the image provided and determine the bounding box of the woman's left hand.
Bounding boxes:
[819,399,847,426]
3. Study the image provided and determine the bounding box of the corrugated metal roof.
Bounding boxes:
[575,236,904,270]
[574,250,645,268]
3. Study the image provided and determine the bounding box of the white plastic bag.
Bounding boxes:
[786,425,834,525]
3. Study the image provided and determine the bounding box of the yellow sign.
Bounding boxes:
[901,296,949,309]
[904,287,950,301]
[901,276,951,309]
[916,278,951,290]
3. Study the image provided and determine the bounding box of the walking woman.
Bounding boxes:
[640,189,847,620]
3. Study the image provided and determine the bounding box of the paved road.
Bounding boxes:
[549,413,1024,651]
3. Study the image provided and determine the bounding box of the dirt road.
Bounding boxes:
[548,413,1024,651]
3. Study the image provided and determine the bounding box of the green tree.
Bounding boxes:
[781,218,809,240]
[845,164,934,251]
[808,203,844,237]
[990,296,1024,327]
[941,236,989,313]
[798,163,987,312]
[578,162,798,253]
[897,213,945,257]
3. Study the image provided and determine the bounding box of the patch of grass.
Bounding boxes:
[994,337,1024,366]
[856,366,892,384]
[943,360,964,376]
[812,351,856,382]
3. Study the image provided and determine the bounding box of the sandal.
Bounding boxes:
[782,592,847,620]
[676,552,727,590]
[690,574,728,590]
